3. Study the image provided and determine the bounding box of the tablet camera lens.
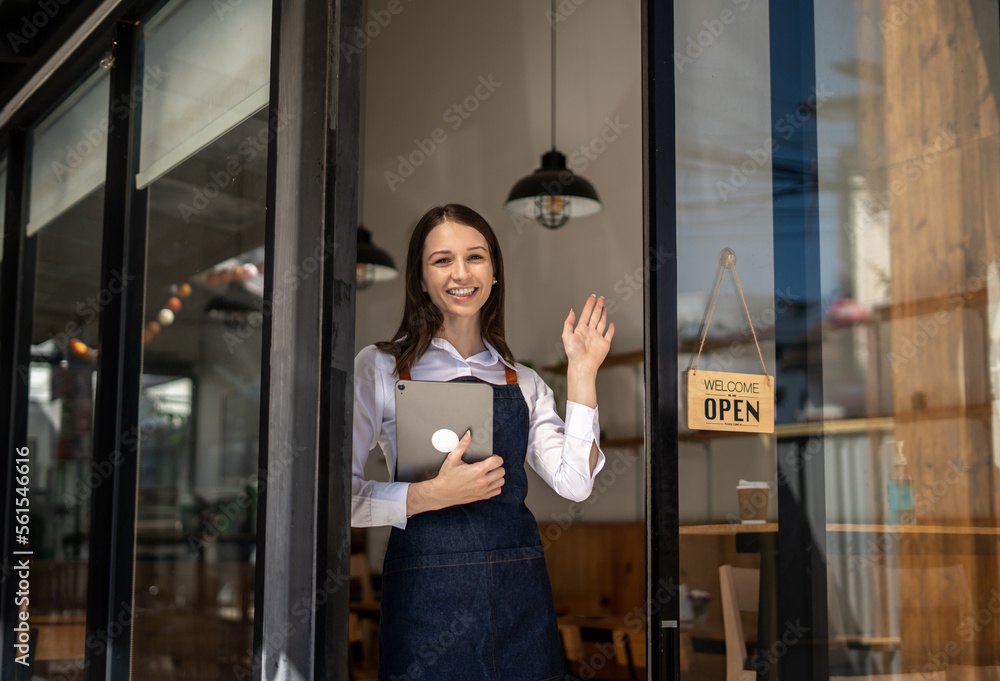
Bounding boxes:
[398,384,405,391]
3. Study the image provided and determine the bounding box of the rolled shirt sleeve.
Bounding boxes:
[351,345,411,529]
[524,369,606,502]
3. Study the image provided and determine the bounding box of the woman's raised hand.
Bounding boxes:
[405,431,505,515]
[562,294,615,375]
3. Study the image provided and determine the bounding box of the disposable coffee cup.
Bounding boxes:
[737,480,770,524]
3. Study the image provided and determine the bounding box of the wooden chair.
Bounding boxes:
[559,622,633,681]
[719,565,759,681]
[559,622,584,664]
[350,553,376,606]
[348,612,377,681]
[349,553,378,679]
[612,629,645,681]
[830,675,945,680]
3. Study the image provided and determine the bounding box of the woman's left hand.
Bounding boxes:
[562,294,615,375]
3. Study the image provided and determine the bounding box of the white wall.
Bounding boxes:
[356,0,646,523]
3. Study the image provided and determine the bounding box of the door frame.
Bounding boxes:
[0,1,694,680]
[642,0,682,679]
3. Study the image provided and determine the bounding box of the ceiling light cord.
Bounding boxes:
[551,0,556,151]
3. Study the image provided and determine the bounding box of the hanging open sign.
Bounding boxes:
[686,249,774,433]
[686,369,774,433]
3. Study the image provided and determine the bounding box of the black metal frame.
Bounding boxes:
[642,1,680,679]
[0,0,166,145]
[85,19,149,681]
[0,0,114,109]
[0,130,35,681]
[769,1,828,679]
[0,0,366,679]
[643,0,831,678]
[255,0,362,678]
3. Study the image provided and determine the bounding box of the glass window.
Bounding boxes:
[132,0,272,681]
[23,71,107,677]
[1,157,6,288]
[675,0,1000,678]
[130,106,267,681]
[1,157,7,246]
[27,69,109,236]
[674,1,779,675]
[136,0,271,188]
[129,0,271,673]
[816,1,1000,677]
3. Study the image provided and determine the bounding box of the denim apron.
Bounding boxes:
[378,364,565,681]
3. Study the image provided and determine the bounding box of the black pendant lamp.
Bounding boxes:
[356,225,398,289]
[504,0,602,229]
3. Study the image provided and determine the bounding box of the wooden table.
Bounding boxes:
[681,523,1000,680]
[27,614,86,662]
[556,614,695,673]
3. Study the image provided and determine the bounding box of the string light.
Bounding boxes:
[70,261,265,360]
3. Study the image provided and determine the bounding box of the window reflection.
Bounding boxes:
[676,0,1000,678]
[816,0,1000,678]
[131,110,266,680]
[25,187,104,677]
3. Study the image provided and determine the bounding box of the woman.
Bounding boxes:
[352,203,614,680]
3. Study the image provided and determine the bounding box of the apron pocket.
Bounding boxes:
[380,555,493,680]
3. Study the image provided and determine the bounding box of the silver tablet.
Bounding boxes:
[394,379,495,482]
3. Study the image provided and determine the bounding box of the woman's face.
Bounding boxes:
[421,221,495,323]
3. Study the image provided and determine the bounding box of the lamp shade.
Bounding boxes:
[357,225,398,289]
[504,150,602,229]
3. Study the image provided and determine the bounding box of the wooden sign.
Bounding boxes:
[686,370,774,433]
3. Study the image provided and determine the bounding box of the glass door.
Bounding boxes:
[129,0,271,676]
[673,0,784,677]
[672,0,1000,679]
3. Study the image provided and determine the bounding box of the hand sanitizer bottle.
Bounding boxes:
[888,441,916,525]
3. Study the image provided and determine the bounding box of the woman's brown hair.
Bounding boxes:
[375,204,515,376]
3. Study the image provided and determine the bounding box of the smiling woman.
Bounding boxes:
[351,203,615,680]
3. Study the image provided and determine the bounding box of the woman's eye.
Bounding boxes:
[435,258,450,264]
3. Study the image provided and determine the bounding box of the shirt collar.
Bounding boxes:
[430,336,516,371]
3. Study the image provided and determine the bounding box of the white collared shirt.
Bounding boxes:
[351,336,606,528]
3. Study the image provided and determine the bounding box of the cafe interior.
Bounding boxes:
[8,0,1000,679]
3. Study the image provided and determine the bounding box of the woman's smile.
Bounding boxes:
[446,286,478,301]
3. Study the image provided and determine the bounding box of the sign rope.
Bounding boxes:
[692,251,769,378]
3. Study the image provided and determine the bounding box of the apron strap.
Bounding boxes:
[395,359,518,384]
[504,365,518,385]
